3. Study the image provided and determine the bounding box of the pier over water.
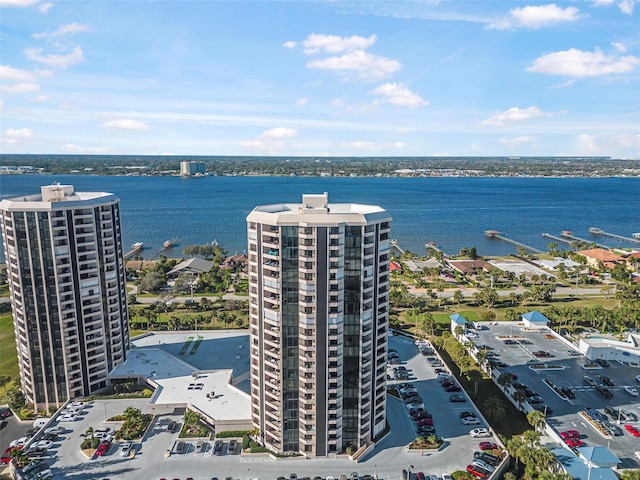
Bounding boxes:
[589,227,640,245]
[484,230,544,254]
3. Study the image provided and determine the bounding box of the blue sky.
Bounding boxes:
[1,1,639,158]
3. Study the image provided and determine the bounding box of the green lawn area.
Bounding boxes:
[0,313,19,397]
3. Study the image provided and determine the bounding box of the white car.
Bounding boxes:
[44,426,65,435]
[634,451,640,461]
[69,401,85,409]
[406,403,425,411]
[120,441,133,457]
[33,469,53,480]
[469,428,491,438]
[9,436,29,448]
[466,332,479,338]
[31,440,53,450]
[461,416,481,425]
[58,413,78,422]
[636,375,640,383]
[624,385,639,396]
[471,460,494,472]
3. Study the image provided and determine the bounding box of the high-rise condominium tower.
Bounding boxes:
[0,184,130,411]
[246,193,392,457]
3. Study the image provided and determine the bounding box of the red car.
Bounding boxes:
[466,464,489,479]
[532,351,551,357]
[478,442,498,451]
[560,430,580,440]
[564,438,585,447]
[417,418,433,427]
[625,425,640,437]
[0,446,21,464]
[95,441,112,456]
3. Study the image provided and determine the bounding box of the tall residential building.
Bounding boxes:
[180,160,206,176]
[246,193,392,457]
[0,184,130,411]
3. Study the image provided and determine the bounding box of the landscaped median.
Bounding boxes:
[578,410,613,439]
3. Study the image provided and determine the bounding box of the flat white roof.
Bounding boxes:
[110,331,251,422]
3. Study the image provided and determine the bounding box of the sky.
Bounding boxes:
[1,0,639,158]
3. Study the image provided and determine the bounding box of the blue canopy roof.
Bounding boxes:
[521,310,549,324]
[450,313,468,325]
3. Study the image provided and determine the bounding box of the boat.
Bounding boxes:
[132,242,144,251]
[588,227,603,235]
[561,230,573,237]
[633,233,640,239]
[163,239,178,249]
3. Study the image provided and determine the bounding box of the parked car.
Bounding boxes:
[527,396,544,405]
[532,351,551,357]
[213,440,223,455]
[228,439,238,455]
[473,452,499,466]
[595,385,614,399]
[478,442,498,451]
[583,376,597,387]
[461,417,480,425]
[601,375,615,387]
[560,387,575,399]
[95,441,112,457]
[445,385,461,392]
[44,426,65,435]
[469,428,491,438]
[564,438,585,448]
[471,460,494,472]
[624,386,639,396]
[560,430,580,440]
[595,359,610,367]
[459,411,476,418]
[449,395,466,402]
[466,464,490,479]
[120,442,133,457]
[625,425,640,437]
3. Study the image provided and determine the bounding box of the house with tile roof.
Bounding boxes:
[575,248,625,270]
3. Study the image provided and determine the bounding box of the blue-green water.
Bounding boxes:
[1,174,638,258]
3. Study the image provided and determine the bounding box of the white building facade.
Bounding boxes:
[180,160,206,176]
[246,193,391,457]
[0,184,130,411]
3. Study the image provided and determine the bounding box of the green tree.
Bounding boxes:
[138,271,165,293]
[526,410,546,431]
[482,396,506,424]
[453,290,464,306]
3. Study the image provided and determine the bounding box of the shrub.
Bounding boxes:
[216,430,251,438]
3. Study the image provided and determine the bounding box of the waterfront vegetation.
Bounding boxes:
[2,154,639,178]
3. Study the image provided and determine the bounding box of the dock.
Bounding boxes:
[542,233,574,245]
[390,239,405,256]
[588,226,640,245]
[560,231,609,249]
[484,230,544,254]
[424,241,443,254]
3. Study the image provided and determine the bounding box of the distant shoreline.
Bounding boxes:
[1,154,638,178]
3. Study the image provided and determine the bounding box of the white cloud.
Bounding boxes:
[340,140,405,151]
[330,98,345,107]
[32,22,93,39]
[5,127,34,139]
[618,0,637,14]
[372,83,428,109]
[102,119,149,130]
[489,4,581,30]
[482,106,555,126]
[527,47,639,77]
[576,134,601,153]
[307,50,401,81]
[261,127,298,139]
[241,127,298,154]
[29,94,48,102]
[1,82,41,93]
[589,0,637,13]
[24,46,84,70]
[61,144,110,154]
[611,42,626,53]
[499,136,537,145]
[282,41,297,49]
[303,34,376,54]
[0,0,39,6]
[38,2,52,13]
[295,97,308,106]
[0,65,36,81]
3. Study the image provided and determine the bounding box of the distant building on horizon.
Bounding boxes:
[246,193,392,457]
[0,184,130,411]
[180,160,206,176]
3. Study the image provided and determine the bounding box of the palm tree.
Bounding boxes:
[497,373,513,392]
[453,290,464,307]
[512,389,527,411]
[483,396,506,424]
[526,410,546,432]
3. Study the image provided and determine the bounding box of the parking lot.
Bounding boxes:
[466,322,640,468]
[4,334,508,480]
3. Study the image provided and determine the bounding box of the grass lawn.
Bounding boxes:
[0,313,19,397]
